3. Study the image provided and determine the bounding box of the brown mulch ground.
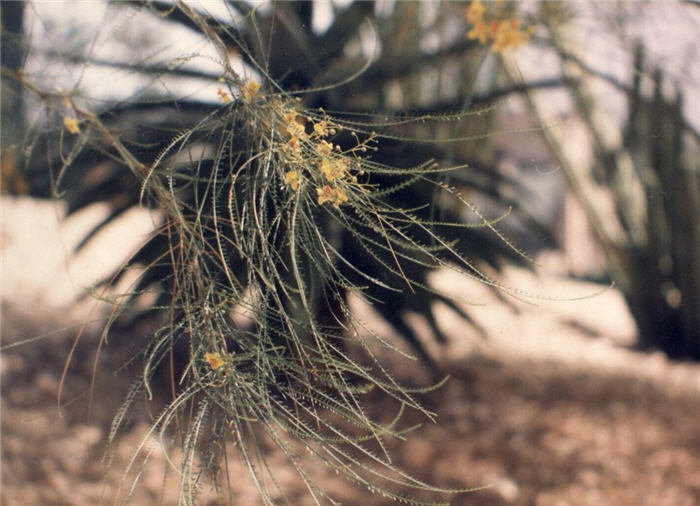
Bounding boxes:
[2,300,700,506]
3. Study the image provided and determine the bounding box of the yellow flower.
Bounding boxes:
[464,0,532,54]
[467,20,491,44]
[284,170,301,190]
[241,80,260,102]
[491,18,530,54]
[283,110,297,124]
[217,88,232,103]
[283,134,303,158]
[313,120,328,137]
[63,116,80,134]
[333,188,349,206]
[317,185,348,207]
[465,0,485,24]
[204,352,225,371]
[317,185,333,205]
[283,110,307,139]
[316,140,333,157]
[319,158,348,182]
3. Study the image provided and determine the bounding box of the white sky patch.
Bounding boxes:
[312,0,333,34]
[23,0,260,108]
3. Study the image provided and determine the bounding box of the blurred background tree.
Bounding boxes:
[516,1,700,359]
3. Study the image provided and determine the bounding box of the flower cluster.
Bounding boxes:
[274,104,366,208]
[465,0,533,54]
[204,351,225,371]
[316,184,349,207]
[216,80,372,208]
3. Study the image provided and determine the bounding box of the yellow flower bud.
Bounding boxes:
[204,352,225,371]
[63,116,80,134]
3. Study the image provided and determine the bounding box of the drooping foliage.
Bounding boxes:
[4,1,546,503]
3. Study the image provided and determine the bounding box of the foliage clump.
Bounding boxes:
[5,2,540,504]
[114,67,502,503]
